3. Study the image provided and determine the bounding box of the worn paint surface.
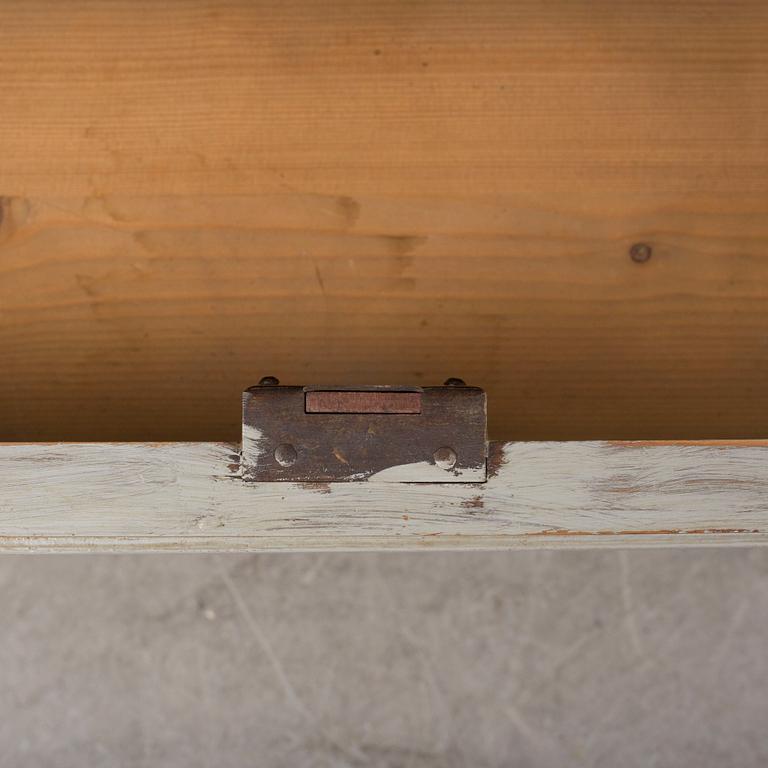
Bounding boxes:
[1,441,768,552]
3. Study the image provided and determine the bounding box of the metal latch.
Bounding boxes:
[241,378,487,482]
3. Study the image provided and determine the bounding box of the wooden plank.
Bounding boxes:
[1,1,767,444]
[2,441,767,552]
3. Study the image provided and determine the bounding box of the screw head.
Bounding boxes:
[443,378,466,387]
[629,243,652,263]
[274,443,297,467]
[433,447,457,470]
[258,376,280,386]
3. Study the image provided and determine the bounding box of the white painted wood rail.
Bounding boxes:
[1,441,768,552]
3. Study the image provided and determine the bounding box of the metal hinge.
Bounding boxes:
[241,377,487,483]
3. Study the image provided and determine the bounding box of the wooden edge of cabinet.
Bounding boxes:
[1,440,767,553]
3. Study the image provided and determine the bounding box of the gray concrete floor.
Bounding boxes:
[0,549,766,767]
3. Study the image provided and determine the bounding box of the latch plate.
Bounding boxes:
[241,381,487,482]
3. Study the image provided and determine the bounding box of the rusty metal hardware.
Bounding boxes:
[241,378,487,482]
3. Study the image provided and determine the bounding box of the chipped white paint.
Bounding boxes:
[240,423,267,467]
[366,460,485,483]
[0,441,767,552]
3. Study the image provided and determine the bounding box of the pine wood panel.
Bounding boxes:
[1,1,766,441]
[2,440,768,552]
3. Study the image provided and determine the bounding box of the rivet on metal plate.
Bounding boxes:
[241,380,487,483]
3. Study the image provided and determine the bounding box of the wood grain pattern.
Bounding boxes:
[1,440,767,552]
[1,1,767,442]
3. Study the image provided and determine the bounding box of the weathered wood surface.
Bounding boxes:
[2,441,767,552]
[1,1,767,445]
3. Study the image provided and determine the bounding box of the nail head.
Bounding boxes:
[629,243,652,263]
[274,444,297,466]
[433,447,457,470]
